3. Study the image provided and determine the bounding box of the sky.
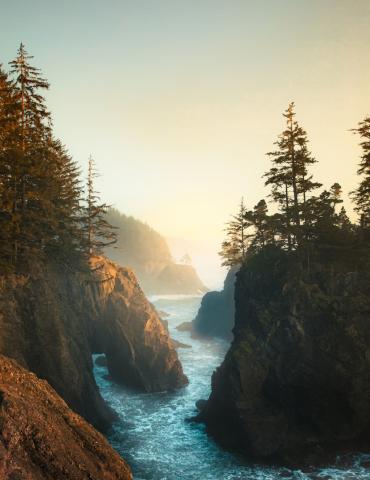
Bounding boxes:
[1,0,370,288]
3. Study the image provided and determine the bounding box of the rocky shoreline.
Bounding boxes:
[198,249,370,466]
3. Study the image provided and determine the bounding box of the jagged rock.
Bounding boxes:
[199,248,370,466]
[0,355,132,480]
[171,339,192,349]
[195,399,207,412]
[176,321,192,332]
[0,256,187,431]
[192,266,238,340]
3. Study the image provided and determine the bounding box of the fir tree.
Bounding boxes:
[0,65,17,269]
[219,198,251,267]
[351,117,370,228]
[245,199,276,252]
[84,156,117,258]
[264,102,321,248]
[7,44,51,266]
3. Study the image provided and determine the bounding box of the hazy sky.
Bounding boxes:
[2,0,370,287]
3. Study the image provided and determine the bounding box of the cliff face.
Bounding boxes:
[0,354,132,480]
[0,256,187,431]
[192,266,237,340]
[105,209,207,295]
[199,248,370,465]
[151,263,207,295]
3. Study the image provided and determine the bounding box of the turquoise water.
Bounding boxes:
[93,296,370,480]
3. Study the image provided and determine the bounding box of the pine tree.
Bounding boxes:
[43,137,85,266]
[0,45,87,271]
[7,44,51,266]
[264,103,321,248]
[0,65,17,269]
[245,199,276,252]
[219,198,251,267]
[351,117,370,228]
[84,156,117,258]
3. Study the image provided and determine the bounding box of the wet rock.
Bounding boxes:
[192,266,238,340]
[176,321,192,332]
[171,339,192,349]
[200,248,370,465]
[196,399,207,412]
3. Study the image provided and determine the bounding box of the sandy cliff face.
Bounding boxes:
[199,249,370,465]
[0,354,132,480]
[0,256,187,431]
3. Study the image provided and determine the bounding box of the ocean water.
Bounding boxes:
[93,296,370,480]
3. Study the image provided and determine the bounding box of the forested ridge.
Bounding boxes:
[198,103,370,464]
[0,44,115,274]
[220,102,370,275]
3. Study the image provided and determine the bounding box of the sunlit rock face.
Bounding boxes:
[0,354,133,480]
[192,266,238,340]
[199,248,370,466]
[87,257,188,392]
[0,256,187,431]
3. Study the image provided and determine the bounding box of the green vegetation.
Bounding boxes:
[220,102,370,274]
[0,44,116,273]
[105,208,172,268]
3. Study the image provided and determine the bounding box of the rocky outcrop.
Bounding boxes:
[0,256,187,431]
[0,355,132,480]
[104,208,207,295]
[192,266,238,340]
[199,248,370,466]
[152,263,207,295]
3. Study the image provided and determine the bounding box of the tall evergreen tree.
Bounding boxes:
[351,117,370,229]
[264,103,321,248]
[0,65,17,269]
[7,44,51,266]
[84,156,117,258]
[0,45,87,271]
[219,198,251,267]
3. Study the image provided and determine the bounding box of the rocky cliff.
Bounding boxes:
[192,266,238,340]
[104,208,207,295]
[199,247,370,465]
[0,256,187,431]
[0,354,132,480]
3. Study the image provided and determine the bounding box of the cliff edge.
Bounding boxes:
[0,256,187,431]
[192,266,238,340]
[199,247,370,465]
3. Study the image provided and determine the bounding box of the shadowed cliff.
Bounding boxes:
[191,266,238,340]
[0,354,133,480]
[0,256,188,431]
[199,247,370,466]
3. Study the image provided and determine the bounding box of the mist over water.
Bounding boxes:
[94,296,370,480]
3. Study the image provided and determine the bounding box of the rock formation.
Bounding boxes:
[192,266,238,340]
[0,354,132,480]
[0,256,187,431]
[104,208,207,295]
[199,248,370,465]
